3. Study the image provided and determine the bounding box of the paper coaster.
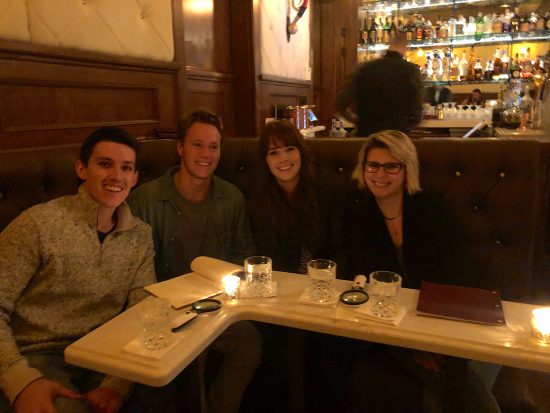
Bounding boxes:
[122,334,183,360]
[298,288,339,307]
[337,301,407,326]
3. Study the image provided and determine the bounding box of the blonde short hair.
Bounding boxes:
[351,130,421,195]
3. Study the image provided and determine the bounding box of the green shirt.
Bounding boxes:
[128,167,255,280]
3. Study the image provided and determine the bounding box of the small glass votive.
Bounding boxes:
[531,308,550,346]
[222,274,241,302]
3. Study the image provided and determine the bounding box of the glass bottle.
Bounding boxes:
[361,18,368,46]
[493,47,502,79]
[475,13,484,40]
[474,57,483,80]
[500,49,510,79]
[459,51,469,81]
[368,17,377,44]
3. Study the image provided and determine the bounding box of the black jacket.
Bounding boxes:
[343,190,474,289]
[337,50,423,137]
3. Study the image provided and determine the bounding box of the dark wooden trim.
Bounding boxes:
[186,67,235,82]
[230,1,258,136]
[0,39,180,72]
[171,0,187,122]
[259,74,313,86]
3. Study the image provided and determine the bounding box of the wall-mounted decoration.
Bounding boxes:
[286,0,309,42]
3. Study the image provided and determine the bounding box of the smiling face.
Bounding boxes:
[266,138,302,194]
[177,122,221,181]
[75,141,138,212]
[364,147,405,201]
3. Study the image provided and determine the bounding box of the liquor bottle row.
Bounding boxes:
[420,47,548,83]
[359,9,550,45]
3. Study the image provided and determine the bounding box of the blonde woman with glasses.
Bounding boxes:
[338,130,501,413]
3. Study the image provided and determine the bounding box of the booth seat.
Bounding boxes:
[0,137,548,300]
[1,137,549,411]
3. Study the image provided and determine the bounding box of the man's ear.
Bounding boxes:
[130,171,139,189]
[75,160,87,181]
[176,140,184,158]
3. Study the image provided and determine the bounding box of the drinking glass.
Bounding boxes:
[245,256,272,298]
[307,259,336,303]
[369,271,402,318]
[137,297,172,350]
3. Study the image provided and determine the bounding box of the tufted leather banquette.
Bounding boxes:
[0,137,549,303]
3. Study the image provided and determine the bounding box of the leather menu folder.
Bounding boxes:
[416,281,506,326]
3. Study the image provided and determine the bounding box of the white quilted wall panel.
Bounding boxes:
[0,0,30,41]
[260,0,311,81]
[1,0,174,62]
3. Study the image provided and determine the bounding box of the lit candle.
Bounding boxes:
[222,275,241,302]
[531,308,550,345]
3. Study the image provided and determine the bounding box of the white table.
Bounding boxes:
[65,272,550,387]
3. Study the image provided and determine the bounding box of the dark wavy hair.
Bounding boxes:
[248,120,322,251]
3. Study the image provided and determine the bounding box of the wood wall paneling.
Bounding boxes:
[313,0,359,129]
[258,75,313,133]
[0,40,180,149]
[185,68,235,136]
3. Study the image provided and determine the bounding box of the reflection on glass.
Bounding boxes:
[183,0,214,69]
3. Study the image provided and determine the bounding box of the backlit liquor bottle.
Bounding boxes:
[434,16,442,39]
[368,18,377,45]
[475,12,484,40]
[500,49,510,79]
[377,17,385,43]
[474,57,483,80]
[467,47,476,81]
[383,17,391,43]
[425,54,434,80]
[423,19,433,41]
[510,55,521,79]
[459,51,469,81]
[492,47,502,79]
[519,14,530,32]
[455,15,465,37]
[439,19,449,39]
[492,13,502,33]
[484,59,494,80]
[511,7,520,32]
[484,14,493,34]
[415,17,424,41]
[450,53,459,81]
[535,12,545,30]
[360,18,368,46]
[448,16,457,38]
[405,18,415,42]
[389,16,397,40]
[502,9,512,32]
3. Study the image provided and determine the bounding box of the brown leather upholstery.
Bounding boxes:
[1,137,549,302]
[1,136,549,411]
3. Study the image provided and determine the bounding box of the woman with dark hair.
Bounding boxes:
[248,120,337,274]
[245,120,344,412]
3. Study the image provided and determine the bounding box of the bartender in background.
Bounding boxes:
[424,84,453,106]
[336,32,423,137]
[461,88,484,106]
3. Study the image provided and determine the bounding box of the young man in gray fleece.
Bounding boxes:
[0,127,156,413]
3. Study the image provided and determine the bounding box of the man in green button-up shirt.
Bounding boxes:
[128,110,260,413]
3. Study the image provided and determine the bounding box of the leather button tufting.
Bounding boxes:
[338,167,344,172]
[496,240,502,246]
[473,205,479,211]
[82,0,87,4]
[239,165,245,172]
[499,172,506,178]
[455,171,461,177]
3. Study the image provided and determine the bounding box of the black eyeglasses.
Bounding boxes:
[363,161,404,174]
